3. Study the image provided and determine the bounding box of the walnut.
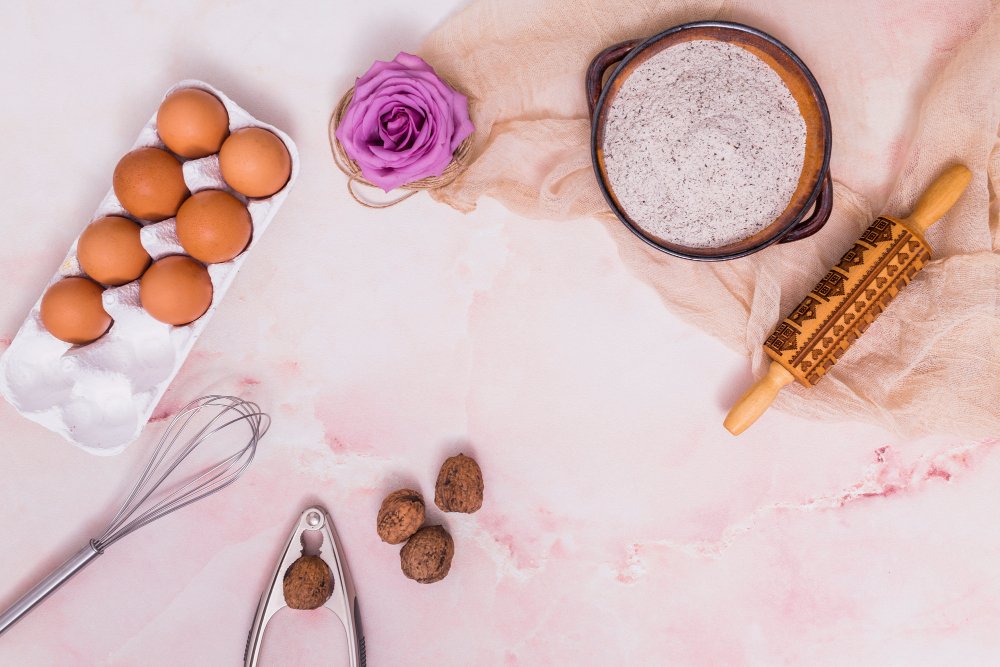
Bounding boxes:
[434,453,484,513]
[282,555,333,610]
[377,488,426,544]
[400,525,454,584]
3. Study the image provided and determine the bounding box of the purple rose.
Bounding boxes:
[336,53,475,192]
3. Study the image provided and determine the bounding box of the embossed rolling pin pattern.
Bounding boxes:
[724,164,973,435]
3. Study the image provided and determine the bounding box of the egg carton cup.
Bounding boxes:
[0,80,298,455]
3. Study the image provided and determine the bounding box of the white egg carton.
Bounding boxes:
[0,80,298,455]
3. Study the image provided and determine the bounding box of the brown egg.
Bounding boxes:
[156,89,230,159]
[113,147,189,221]
[140,256,213,325]
[77,216,151,286]
[175,190,252,264]
[39,277,111,345]
[219,127,291,198]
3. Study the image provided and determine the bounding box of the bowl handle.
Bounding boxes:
[780,172,833,243]
[587,39,643,118]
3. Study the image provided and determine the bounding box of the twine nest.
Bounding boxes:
[328,86,473,208]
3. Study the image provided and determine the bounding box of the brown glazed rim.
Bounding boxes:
[589,21,833,261]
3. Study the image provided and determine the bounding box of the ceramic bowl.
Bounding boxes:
[587,21,833,261]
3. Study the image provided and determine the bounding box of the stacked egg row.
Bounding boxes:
[41,88,291,345]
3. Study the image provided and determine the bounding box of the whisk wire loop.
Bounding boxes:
[95,395,269,551]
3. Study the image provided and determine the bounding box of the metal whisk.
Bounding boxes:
[0,395,269,637]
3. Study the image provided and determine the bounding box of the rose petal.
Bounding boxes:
[445,91,475,151]
[380,108,419,151]
[370,96,433,148]
[354,61,435,103]
[363,104,428,157]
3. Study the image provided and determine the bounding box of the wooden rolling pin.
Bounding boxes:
[724,164,972,435]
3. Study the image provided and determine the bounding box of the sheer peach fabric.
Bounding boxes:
[421,0,1000,438]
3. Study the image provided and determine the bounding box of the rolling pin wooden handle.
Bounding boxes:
[904,164,973,234]
[723,361,795,435]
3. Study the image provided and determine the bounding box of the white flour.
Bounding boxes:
[602,40,806,249]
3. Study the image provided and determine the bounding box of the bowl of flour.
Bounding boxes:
[588,21,832,261]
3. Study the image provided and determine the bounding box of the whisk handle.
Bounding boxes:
[0,542,102,637]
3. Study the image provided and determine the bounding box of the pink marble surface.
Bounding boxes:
[0,1,997,665]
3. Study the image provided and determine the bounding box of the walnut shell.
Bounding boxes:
[377,488,425,544]
[400,525,454,584]
[282,555,333,610]
[434,453,484,513]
